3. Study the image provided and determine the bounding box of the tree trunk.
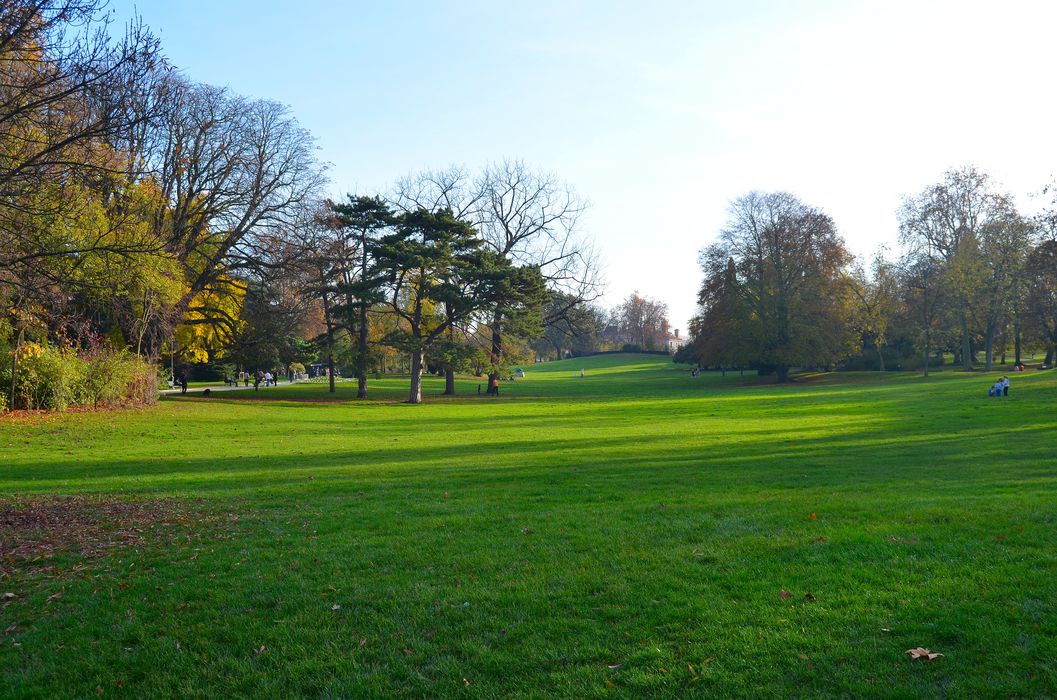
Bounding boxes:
[876,342,886,372]
[1014,318,1022,364]
[408,349,424,404]
[959,312,972,371]
[776,365,789,383]
[923,329,930,378]
[9,328,23,410]
[321,293,337,393]
[356,300,369,399]
[327,352,335,393]
[984,320,994,372]
[443,312,456,395]
[490,312,503,369]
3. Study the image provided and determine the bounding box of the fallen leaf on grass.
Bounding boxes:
[808,513,817,520]
[521,528,534,535]
[779,590,792,600]
[607,663,622,670]
[906,647,943,661]
[804,593,816,602]
[2,593,16,600]
[254,645,266,657]
[331,604,341,611]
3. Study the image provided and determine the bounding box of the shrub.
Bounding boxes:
[81,348,159,407]
[1,343,159,411]
[11,343,87,410]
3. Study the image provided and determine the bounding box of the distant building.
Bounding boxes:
[665,328,688,353]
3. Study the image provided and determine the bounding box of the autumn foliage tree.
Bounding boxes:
[692,191,854,382]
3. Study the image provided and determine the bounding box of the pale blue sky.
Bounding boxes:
[115,1,1057,331]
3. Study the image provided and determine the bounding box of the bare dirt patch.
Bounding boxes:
[0,496,229,578]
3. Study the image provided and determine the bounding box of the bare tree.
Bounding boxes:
[0,1,160,205]
[610,292,670,350]
[146,77,326,350]
[475,160,601,375]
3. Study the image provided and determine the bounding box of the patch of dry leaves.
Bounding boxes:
[0,496,227,577]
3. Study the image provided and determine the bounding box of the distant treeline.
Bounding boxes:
[678,171,1057,380]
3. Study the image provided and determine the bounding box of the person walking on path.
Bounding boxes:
[254,370,262,391]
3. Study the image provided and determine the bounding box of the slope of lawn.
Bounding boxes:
[1,354,1056,697]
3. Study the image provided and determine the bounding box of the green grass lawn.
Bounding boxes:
[2,354,1055,697]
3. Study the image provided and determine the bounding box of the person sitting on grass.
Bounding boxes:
[994,379,1003,398]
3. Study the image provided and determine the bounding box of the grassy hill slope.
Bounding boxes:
[1,355,1055,696]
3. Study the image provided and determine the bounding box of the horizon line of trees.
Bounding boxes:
[680,166,1057,381]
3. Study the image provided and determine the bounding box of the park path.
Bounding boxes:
[160,380,297,396]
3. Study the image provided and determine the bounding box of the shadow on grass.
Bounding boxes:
[7,411,1057,505]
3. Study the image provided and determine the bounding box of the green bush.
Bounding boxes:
[81,348,159,407]
[1,342,159,411]
[11,343,87,410]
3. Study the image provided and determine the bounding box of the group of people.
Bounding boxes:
[988,375,1011,398]
[224,370,283,390]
